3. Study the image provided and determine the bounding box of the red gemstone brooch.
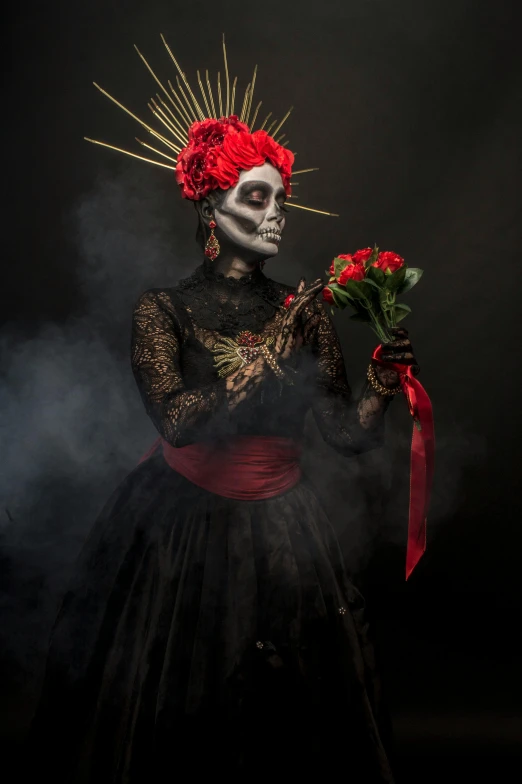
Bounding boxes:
[213,330,274,378]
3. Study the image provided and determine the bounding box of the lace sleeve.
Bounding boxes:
[131,290,229,447]
[302,300,392,456]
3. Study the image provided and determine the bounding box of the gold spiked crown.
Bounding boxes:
[85,34,337,217]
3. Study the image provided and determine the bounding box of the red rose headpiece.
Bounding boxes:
[175,115,294,200]
[86,35,337,217]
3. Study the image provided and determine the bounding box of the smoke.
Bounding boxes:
[0,166,200,707]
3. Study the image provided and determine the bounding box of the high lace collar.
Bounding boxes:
[200,258,265,289]
[174,258,289,335]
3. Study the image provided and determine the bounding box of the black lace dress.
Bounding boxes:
[27,261,396,783]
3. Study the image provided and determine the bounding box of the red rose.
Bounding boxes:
[329,254,352,278]
[252,130,294,193]
[322,286,334,304]
[218,131,264,174]
[373,251,404,273]
[189,116,249,146]
[352,247,373,264]
[175,145,219,200]
[338,261,365,285]
[176,116,294,200]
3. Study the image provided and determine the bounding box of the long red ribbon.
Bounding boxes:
[372,345,435,580]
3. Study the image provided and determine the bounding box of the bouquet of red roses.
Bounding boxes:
[322,246,423,344]
[322,245,432,581]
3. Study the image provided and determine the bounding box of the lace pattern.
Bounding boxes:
[131,263,391,450]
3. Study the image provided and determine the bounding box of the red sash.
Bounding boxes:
[140,435,302,501]
[372,345,435,580]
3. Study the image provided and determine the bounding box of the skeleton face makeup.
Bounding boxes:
[213,163,287,259]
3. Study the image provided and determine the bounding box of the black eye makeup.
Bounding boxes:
[238,181,288,212]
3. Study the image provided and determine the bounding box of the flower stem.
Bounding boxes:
[368,310,392,343]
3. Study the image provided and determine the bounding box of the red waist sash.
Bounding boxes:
[142,435,302,501]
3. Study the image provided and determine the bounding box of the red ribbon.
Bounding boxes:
[372,345,435,580]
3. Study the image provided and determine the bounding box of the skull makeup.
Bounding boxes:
[212,163,287,260]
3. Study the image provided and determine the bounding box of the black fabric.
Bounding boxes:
[25,262,396,782]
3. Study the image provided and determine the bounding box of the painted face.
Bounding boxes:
[214,162,287,258]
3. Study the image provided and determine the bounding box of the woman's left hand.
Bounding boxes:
[373,326,420,388]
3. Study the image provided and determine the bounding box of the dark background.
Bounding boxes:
[2,0,522,779]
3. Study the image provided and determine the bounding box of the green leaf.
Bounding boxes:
[366,265,386,287]
[330,282,353,300]
[385,266,407,292]
[330,292,345,309]
[360,276,381,290]
[365,245,379,268]
[333,256,349,279]
[397,267,423,295]
[343,280,373,301]
[392,303,412,323]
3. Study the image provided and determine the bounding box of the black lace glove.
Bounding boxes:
[374,326,420,388]
[274,277,324,361]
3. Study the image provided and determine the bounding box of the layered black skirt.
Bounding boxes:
[26,451,395,782]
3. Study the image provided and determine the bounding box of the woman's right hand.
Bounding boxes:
[274,278,324,361]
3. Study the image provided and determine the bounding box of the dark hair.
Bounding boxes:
[194,189,226,249]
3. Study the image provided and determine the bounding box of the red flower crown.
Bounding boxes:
[175,115,294,201]
[86,35,337,216]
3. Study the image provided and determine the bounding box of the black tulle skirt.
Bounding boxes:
[26,451,395,782]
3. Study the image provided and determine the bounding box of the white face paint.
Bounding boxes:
[214,162,287,259]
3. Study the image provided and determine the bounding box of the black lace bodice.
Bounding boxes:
[131,260,391,452]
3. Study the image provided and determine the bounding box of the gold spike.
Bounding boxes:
[292,168,320,174]
[150,96,184,138]
[133,44,180,118]
[84,137,174,169]
[239,83,251,123]
[92,82,179,154]
[271,106,293,138]
[285,203,339,217]
[282,141,290,147]
[217,72,223,117]
[135,138,178,162]
[156,94,188,142]
[197,70,212,118]
[206,70,217,118]
[167,80,193,127]
[259,112,272,131]
[147,126,180,153]
[250,100,262,130]
[230,76,237,115]
[266,118,278,136]
[289,181,299,185]
[161,34,205,120]
[245,65,257,126]
[175,76,198,122]
[287,194,298,199]
[275,133,286,143]
[148,100,184,148]
[182,72,205,120]
[222,34,230,116]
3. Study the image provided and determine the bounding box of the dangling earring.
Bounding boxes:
[204,219,220,260]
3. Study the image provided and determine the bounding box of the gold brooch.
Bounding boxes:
[213,330,274,378]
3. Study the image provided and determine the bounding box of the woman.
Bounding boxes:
[27,49,418,784]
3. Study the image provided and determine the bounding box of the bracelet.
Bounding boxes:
[367,363,402,397]
[260,343,293,385]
